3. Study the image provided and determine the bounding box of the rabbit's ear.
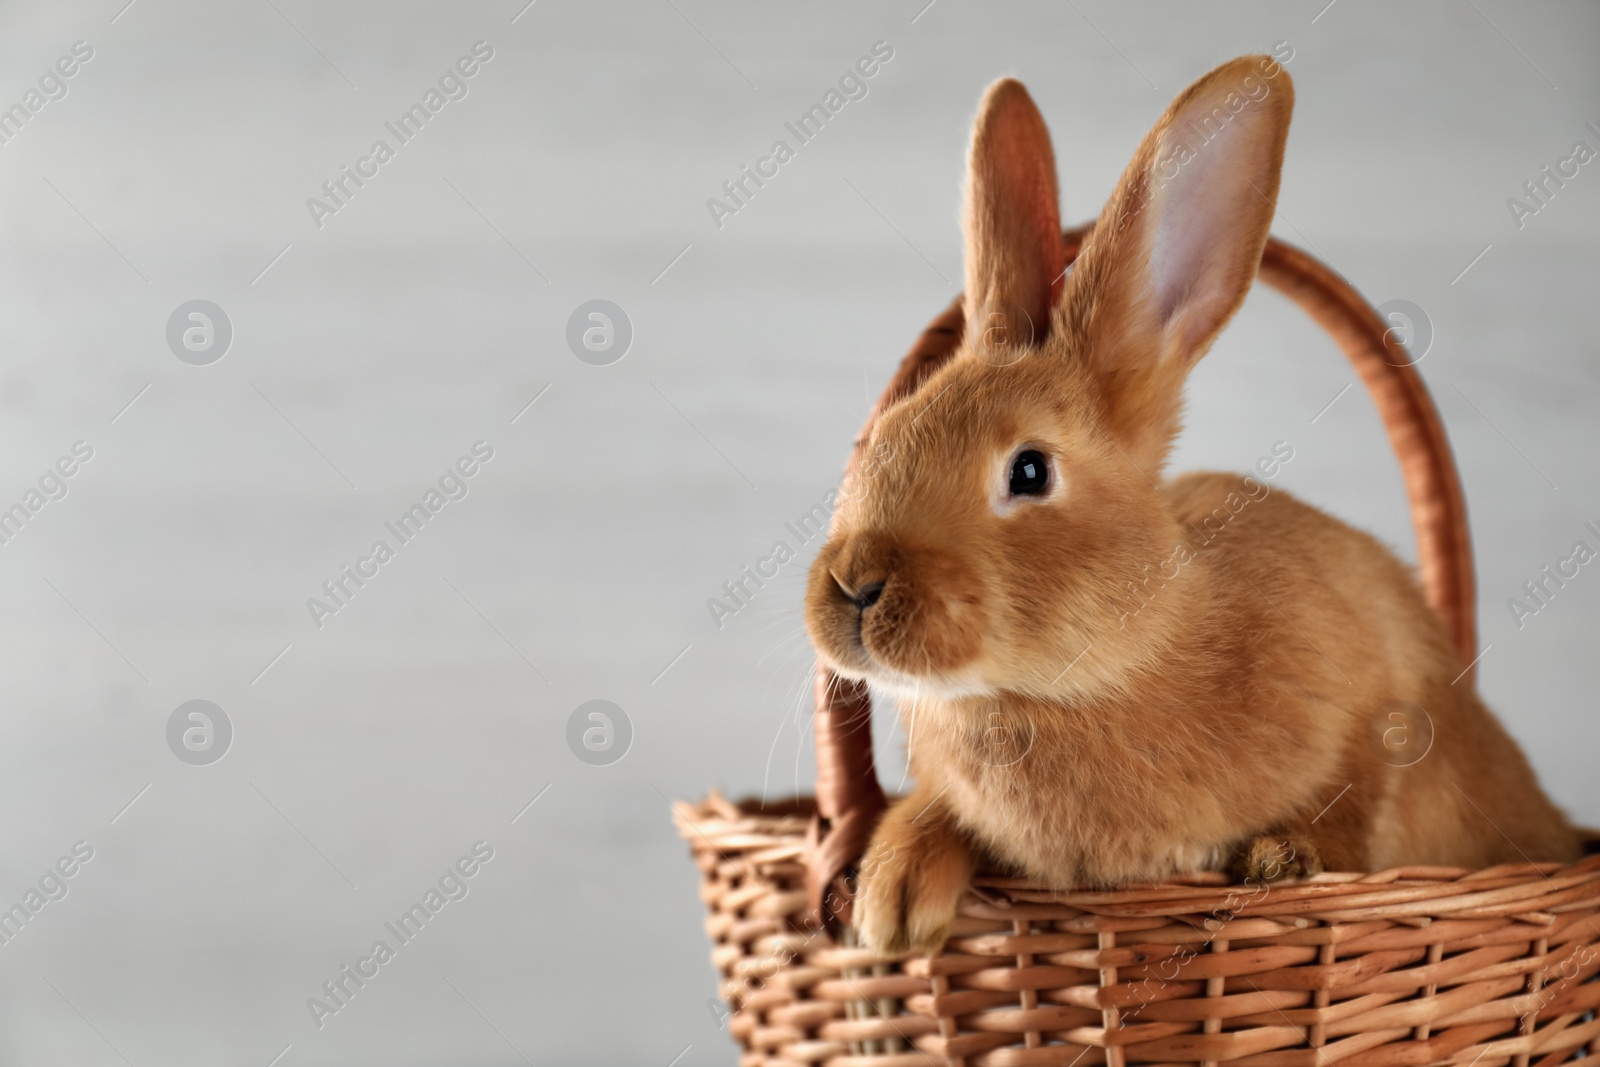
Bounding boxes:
[962,79,1064,351]
[1067,56,1293,471]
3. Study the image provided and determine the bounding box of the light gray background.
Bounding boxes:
[0,1,1594,1064]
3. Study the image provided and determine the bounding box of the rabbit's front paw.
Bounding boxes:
[1228,833,1324,884]
[853,801,973,956]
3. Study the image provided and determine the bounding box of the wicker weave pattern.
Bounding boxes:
[680,795,1600,1067]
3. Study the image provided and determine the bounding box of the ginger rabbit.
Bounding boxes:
[803,55,1581,956]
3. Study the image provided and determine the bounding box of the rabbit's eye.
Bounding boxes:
[1008,450,1049,496]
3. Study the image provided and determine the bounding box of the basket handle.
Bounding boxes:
[804,226,1477,925]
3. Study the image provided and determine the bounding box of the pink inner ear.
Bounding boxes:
[1146,99,1259,344]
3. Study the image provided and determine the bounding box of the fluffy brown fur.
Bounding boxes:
[803,56,1580,957]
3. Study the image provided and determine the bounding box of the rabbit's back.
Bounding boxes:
[1165,469,1581,868]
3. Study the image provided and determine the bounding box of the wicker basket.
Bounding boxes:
[677,228,1600,1067]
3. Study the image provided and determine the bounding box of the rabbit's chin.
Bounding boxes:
[822,653,996,702]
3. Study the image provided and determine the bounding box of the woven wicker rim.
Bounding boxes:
[684,796,1600,929]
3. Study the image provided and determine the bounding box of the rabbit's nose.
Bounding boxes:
[853,581,886,609]
[833,573,886,611]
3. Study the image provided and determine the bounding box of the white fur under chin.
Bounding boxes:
[859,664,995,702]
[816,644,998,701]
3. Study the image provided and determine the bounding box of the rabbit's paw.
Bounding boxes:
[1229,834,1324,884]
[853,803,973,956]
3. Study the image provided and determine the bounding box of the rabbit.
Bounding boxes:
[802,54,1583,957]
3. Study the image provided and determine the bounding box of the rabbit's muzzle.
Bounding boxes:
[805,529,990,691]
